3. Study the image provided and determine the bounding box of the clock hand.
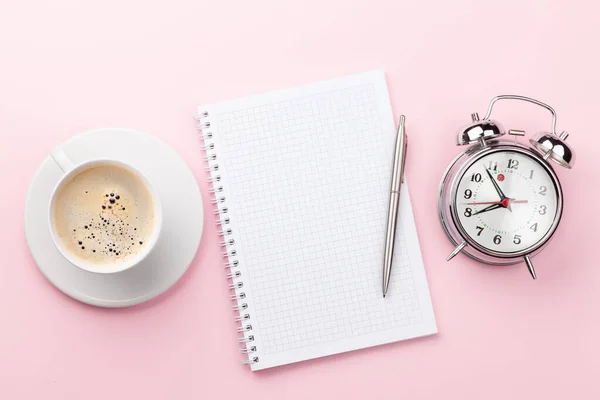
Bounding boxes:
[484,167,515,212]
[484,167,506,200]
[466,200,529,206]
[473,203,503,215]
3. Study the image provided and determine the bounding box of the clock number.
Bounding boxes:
[513,235,522,245]
[464,189,472,199]
[487,161,498,171]
[476,226,484,236]
[464,208,472,217]
[539,205,547,215]
[471,173,482,182]
[530,223,538,232]
[507,159,520,169]
[493,235,502,245]
[539,186,547,196]
[529,169,534,179]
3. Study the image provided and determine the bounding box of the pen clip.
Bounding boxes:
[399,116,407,184]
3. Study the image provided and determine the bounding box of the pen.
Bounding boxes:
[382,115,407,298]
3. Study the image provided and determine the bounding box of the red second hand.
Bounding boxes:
[466,200,529,205]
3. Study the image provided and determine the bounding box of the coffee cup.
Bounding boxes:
[48,148,163,274]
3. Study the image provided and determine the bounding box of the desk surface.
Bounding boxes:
[1,1,598,399]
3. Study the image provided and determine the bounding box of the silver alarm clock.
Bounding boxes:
[438,95,575,278]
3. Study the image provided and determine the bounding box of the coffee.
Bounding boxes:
[51,163,156,266]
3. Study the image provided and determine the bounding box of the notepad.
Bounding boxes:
[197,70,437,371]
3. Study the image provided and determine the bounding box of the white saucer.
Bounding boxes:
[25,128,204,307]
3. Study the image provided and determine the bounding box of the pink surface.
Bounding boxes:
[0,1,598,398]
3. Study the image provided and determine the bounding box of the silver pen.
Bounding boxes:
[382,115,407,298]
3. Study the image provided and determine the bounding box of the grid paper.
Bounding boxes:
[200,71,436,371]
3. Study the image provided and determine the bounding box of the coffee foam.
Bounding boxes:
[52,163,156,266]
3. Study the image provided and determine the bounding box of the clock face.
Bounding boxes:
[454,149,560,255]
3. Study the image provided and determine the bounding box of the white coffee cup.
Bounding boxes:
[48,148,163,274]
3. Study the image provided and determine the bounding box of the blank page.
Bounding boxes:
[199,70,437,371]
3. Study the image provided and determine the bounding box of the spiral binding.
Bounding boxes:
[197,110,258,366]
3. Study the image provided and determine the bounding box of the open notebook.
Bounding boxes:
[197,71,436,371]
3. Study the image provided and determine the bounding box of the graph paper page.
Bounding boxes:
[200,70,436,371]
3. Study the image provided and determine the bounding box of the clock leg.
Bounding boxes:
[524,255,537,280]
[446,241,467,261]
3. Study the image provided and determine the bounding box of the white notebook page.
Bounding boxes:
[200,70,436,371]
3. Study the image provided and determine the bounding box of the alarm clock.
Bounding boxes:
[438,95,575,278]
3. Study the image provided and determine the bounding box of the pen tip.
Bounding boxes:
[399,115,405,124]
[382,293,386,298]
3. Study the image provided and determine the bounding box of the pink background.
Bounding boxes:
[1,1,598,399]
